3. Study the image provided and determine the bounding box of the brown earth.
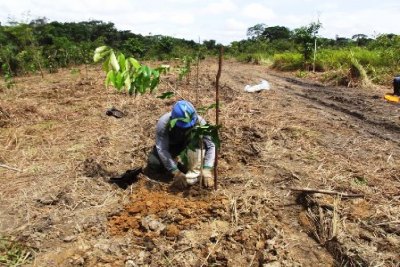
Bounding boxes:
[0,59,399,266]
[108,178,227,238]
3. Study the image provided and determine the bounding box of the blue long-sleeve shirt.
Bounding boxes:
[155,112,215,172]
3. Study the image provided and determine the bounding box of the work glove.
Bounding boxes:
[202,167,214,188]
[185,170,200,185]
[171,169,188,190]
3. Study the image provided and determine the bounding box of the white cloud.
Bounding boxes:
[277,14,312,29]
[316,3,338,10]
[80,0,135,14]
[243,3,275,20]
[165,0,198,3]
[320,7,400,38]
[168,13,195,25]
[225,18,246,31]
[127,12,164,24]
[203,0,237,14]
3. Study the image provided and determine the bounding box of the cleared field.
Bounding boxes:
[0,59,399,266]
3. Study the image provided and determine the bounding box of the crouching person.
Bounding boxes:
[147,100,215,189]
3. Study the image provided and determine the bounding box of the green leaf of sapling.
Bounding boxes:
[128,58,141,70]
[169,118,178,129]
[118,54,126,71]
[124,74,131,92]
[94,46,109,54]
[105,70,115,88]
[157,91,174,99]
[110,51,120,72]
[150,76,160,91]
[115,72,124,90]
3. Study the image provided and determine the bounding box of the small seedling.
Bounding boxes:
[157,91,175,99]
[0,236,34,266]
[296,70,307,78]
[168,111,221,150]
[197,103,219,115]
[178,56,193,82]
[353,176,368,186]
[169,111,221,186]
[1,63,15,89]
[70,68,81,75]
[94,46,169,95]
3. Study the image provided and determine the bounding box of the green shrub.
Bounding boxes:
[272,53,304,71]
[236,53,271,65]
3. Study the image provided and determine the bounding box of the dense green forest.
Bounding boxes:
[0,19,204,76]
[1,18,399,87]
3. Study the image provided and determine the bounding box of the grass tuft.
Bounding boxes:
[0,236,35,266]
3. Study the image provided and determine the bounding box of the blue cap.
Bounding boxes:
[171,100,198,128]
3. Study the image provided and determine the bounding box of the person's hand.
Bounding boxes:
[202,167,214,188]
[171,169,187,190]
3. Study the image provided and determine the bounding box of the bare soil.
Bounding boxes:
[0,59,399,266]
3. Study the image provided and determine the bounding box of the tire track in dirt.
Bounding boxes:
[263,73,400,265]
[271,74,400,145]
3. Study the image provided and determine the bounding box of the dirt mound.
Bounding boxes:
[82,158,112,178]
[108,178,227,238]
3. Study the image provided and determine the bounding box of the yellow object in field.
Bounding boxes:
[384,94,400,103]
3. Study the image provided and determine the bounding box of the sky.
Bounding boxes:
[0,0,399,44]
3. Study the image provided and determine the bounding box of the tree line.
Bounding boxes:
[1,18,399,85]
[0,18,217,78]
[233,23,399,85]
[233,23,398,62]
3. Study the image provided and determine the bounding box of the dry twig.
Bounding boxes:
[375,220,400,226]
[289,187,364,198]
[166,82,185,100]
[0,163,22,172]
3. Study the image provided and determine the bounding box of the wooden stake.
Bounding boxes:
[289,187,364,198]
[200,141,204,189]
[196,58,200,105]
[196,37,200,105]
[214,46,223,190]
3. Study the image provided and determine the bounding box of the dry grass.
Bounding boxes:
[0,60,399,266]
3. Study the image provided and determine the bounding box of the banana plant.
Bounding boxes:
[93,46,168,95]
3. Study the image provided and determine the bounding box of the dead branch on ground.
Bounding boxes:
[289,187,364,198]
[0,163,22,172]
